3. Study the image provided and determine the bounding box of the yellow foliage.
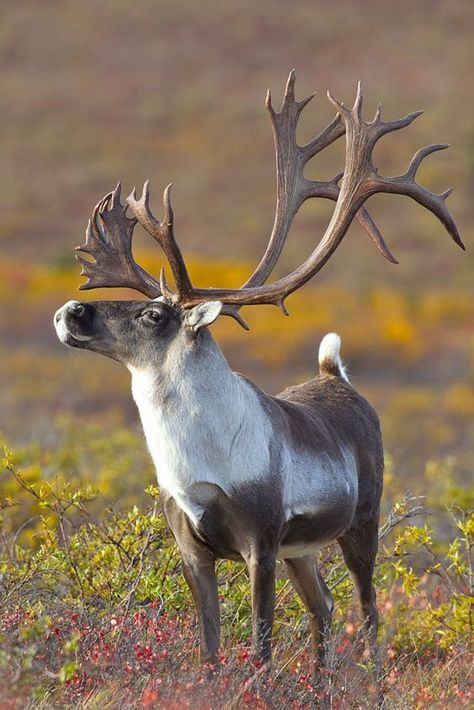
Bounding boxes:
[444,384,474,416]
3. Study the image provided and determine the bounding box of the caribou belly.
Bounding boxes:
[278,446,359,558]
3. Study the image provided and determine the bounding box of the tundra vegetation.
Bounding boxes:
[0,416,472,708]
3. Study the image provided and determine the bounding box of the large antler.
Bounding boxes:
[77,73,464,326]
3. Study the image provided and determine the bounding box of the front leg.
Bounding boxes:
[164,497,220,663]
[246,549,277,664]
[181,549,220,663]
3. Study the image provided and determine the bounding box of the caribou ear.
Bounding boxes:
[184,301,223,332]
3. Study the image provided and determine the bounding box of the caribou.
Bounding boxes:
[54,72,463,673]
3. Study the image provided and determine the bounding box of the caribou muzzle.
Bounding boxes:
[54,300,96,346]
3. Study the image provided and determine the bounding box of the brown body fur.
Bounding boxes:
[164,369,383,668]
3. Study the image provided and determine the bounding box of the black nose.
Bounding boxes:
[69,302,86,316]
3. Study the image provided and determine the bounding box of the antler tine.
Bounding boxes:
[353,80,363,119]
[356,206,398,264]
[75,182,161,298]
[75,195,112,257]
[370,105,424,140]
[373,144,464,249]
[127,181,194,299]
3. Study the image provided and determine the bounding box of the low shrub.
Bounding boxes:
[1,443,472,708]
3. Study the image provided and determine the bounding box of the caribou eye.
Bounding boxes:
[142,310,164,323]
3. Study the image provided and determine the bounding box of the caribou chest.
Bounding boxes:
[129,366,274,526]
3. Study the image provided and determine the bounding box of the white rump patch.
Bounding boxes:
[318,332,349,382]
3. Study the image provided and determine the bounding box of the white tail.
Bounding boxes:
[318,332,349,382]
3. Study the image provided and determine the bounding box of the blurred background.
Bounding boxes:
[1,0,472,495]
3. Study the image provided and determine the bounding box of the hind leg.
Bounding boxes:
[338,518,379,649]
[338,517,383,706]
[284,555,333,671]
